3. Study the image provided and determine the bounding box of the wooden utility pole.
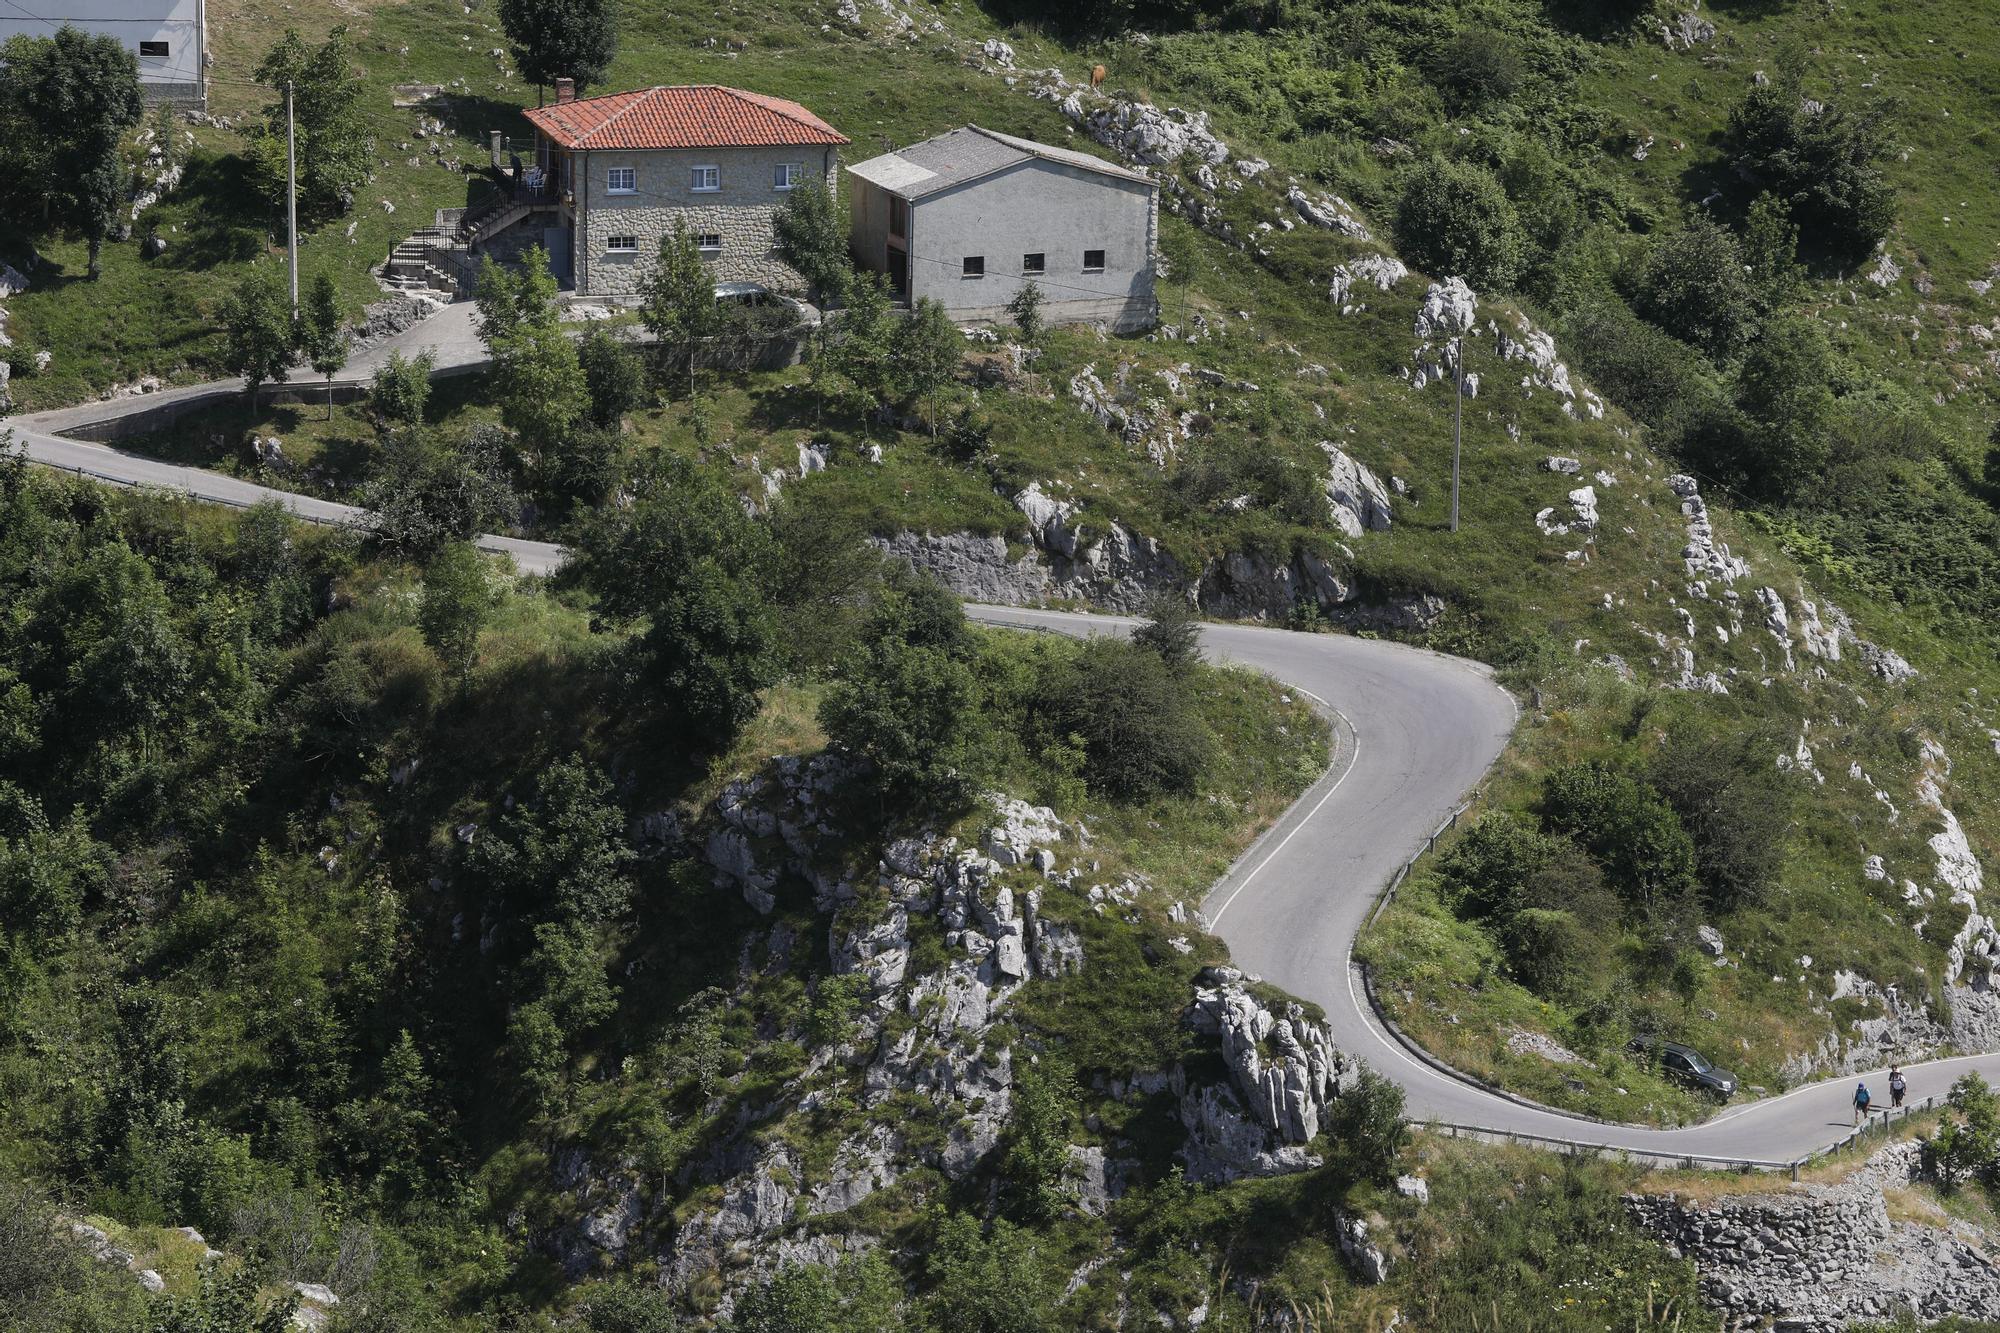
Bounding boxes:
[286,79,299,314]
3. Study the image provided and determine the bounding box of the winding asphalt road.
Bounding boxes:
[11,392,1992,1170]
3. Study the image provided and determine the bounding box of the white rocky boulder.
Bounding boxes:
[1413,277,1477,339]
[1322,443,1393,537]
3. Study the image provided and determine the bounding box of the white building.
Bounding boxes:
[0,0,207,105]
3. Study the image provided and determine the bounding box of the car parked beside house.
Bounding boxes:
[845,125,1159,333]
[517,81,849,298]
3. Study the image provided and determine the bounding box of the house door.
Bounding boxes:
[545,226,573,285]
[888,248,908,300]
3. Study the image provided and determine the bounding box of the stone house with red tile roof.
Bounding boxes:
[512,82,850,298]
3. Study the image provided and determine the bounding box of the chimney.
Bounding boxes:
[555,78,575,104]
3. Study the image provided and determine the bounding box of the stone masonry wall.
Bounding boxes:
[577,145,839,297]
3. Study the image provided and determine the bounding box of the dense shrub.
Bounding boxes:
[923,1212,1059,1333]
[1645,723,1793,913]
[1327,1063,1407,1186]
[1561,298,1715,428]
[1033,638,1212,800]
[1732,312,1836,503]
[361,425,518,560]
[1503,907,1593,1000]
[1634,214,1756,359]
[370,349,433,427]
[1539,761,1698,924]
[1428,28,1523,112]
[1392,155,1526,290]
[1723,67,1896,262]
[579,328,648,427]
[1132,593,1204,675]
[1434,812,1615,930]
[1923,1074,2000,1193]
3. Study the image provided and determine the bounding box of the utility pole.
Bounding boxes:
[1450,335,1463,534]
[286,79,299,315]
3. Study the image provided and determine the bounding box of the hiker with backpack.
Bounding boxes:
[1889,1066,1907,1109]
[1853,1080,1872,1126]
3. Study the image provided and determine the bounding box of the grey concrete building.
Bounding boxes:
[518,83,848,298]
[846,126,1158,333]
[0,0,207,106]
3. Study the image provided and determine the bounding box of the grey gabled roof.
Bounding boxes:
[845,124,1153,201]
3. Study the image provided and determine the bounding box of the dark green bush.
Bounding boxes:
[1392,155,1526,290]
[1634,214,1756,359]
[1033,638,1212,800]
[1503,907,1593,1001]
[1723,66,1896,262]
[1539,761,1698,924]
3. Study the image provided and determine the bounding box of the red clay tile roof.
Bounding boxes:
[523,85,849,150]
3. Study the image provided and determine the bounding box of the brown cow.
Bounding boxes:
[1090,64,1107,88]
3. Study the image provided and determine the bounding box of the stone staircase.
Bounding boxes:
[382,182,557,297]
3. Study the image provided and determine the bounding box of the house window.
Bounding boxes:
[1082,249,1106,272]
[774,163,802,191]
[696,233,723,253]
[138,40,169,58]
[962,256,985,278]
[606,235,638,253]
[1021,252,1045,275]
[690,165,720,192]
[606,167,635,194]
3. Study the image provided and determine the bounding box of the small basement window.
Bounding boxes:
[696,233,723,252]
[962,256,985,278]
[1082,249,1106,272]
[690,165,720,192]
[606,235,638,253]
[1021,252,1045,274]
[606,167,635,193]
[138,40,169,58]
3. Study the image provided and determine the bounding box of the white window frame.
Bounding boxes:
[1082,248,1106,273]
[606,234,639,253]
[695,233,723,254]
[773,162,802,191]
[690,165,720,193]
[606,166,636,194]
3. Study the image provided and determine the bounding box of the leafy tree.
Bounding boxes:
[298,272,349,419]
[1003,1055,1079,1221]
[579,327,648,427]
[892,297,962,435]
[1925,1074,2000,1193]
[1034,637,1212,799]
[498,0,617,100]
[923,1212,1059,1333]
[418,542,492,680]
[475,249,589,466]
[803,973,867,1051]
[578,454,778,745]
[1724,62,1896,261]
[1645,723,1792,912]
[640,221,723,398]
[772,178,851,310]
[1732,312,1835,502]
[1634,213,1755,359]
[253,27,370,219]
[1436,812,1614,930]
[1006,281,1046,345]
[370,349,434,427]
[0,27,142,278]
[361,426,518,559]
[1539,761,1698,925]
[1328,1063,1407,1186]
[820,572,989,815]
[222,268,296,396]
[1131,593,1202,675]
[0,787,108,949]
[1393,155,1525,291]
[829,272,896,424]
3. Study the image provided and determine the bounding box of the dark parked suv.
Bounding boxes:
[1630,1038,1738,1099]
